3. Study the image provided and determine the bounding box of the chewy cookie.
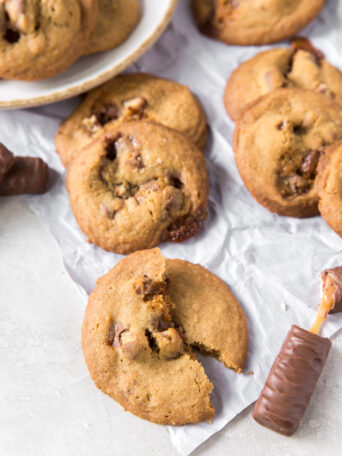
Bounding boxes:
[234,88,342,218]
[66,121,209,254]
[316,141,342,237]
[225,39,342,121]
[56,73,207,167]
[0,0,97,80]
[84,0,141,55]
[82,248,248,425]
[192,0,324,46]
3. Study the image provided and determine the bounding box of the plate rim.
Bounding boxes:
[0,0,179,110]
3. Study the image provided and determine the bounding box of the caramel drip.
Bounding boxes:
[310,273,336,334]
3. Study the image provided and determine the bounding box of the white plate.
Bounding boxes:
[0,0,178,109]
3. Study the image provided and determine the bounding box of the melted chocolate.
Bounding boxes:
[252,325,331,436]
[321,267,342,314]
[0,156,48,195]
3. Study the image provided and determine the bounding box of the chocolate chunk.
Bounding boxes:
[253,325,331,436]
[0,143,14,181]
[0,156,48,196]
[299,149,321,179]
[321,267,342,314]
[134,276,166,301]
[93,103,120,126]
[106,322,129,347]
[164,213,205,242]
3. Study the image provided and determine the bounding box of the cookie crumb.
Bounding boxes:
[249,370,254,375]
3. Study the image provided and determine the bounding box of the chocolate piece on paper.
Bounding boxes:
[252,325,331,436]
[0,143,14,181]
[321,267,342,314]
[0,156,48,196]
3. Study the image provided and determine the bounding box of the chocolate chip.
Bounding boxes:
[164,213,205,242]
[105,136,120,161]
[145,329,158,351]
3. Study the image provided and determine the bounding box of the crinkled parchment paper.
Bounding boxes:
[1,1,342,454]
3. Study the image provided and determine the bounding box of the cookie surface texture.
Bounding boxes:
[234,88,342,218]
[84,0,141,55]
[55,73,207,167]
[225,41,342,121]
[66,121,209,254]
[191,0,324,46]
[0,0,97,80]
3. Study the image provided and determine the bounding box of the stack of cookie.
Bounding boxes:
[225,39,342,235]
[55,73,210,254]
[0,0,141,80]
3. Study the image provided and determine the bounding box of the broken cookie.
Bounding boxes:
[82,248,248,425]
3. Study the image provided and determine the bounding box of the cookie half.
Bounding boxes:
[84,0,141,55]
[0,0,97,80]
[316,140,342,237]
[192,0,324,46]
[234,88,342,218]
[66,121,209,254]
[225,39,342,121]
[82,248,248,425]
[55,73,207,167]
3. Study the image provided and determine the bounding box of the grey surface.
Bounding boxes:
[1,197,341,456]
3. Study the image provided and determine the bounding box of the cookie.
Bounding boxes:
[55,73,207,167]
[0,0,97,81]
[66,121,209,254]
[192,0,324,46]
[225,38,342,121]
[84,0,141,55]
[316,141,342,237]
[82,248,248,425]
[234,88,342,218]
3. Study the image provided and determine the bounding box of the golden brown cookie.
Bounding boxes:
[225,39,342,121]
[55,73,207,167]
[234,88,342,218]
[66,121,209,254]
[82,248,248,425]
[192,0,324,46]
[84,0,141,55]
[0,0,97,80]
[316,141,342,237]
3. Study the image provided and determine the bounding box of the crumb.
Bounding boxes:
[249,370,254,375]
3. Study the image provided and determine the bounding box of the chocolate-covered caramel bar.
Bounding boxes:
[252,325,331,436]
[321,267,342,314]
[0,156,48,195]
[0,143,14,181]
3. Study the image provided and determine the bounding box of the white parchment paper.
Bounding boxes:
[2,1,342,454]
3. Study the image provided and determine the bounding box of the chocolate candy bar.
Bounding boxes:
[0,143,14,181]
[252,325,331,436]
[0,156,48,195]
[321,267,342,314]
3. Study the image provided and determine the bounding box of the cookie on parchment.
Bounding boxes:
[66,121,209,254]
[82,248,248,425]
[192,0,324,46]
[224,39,342,121]
[84,0,141,55]
[234,88,342,218]
[316,141,342,237]
[55,73,207,167]
[0,0,97,80]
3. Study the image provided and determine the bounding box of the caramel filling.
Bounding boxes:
[310,274,336,334]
